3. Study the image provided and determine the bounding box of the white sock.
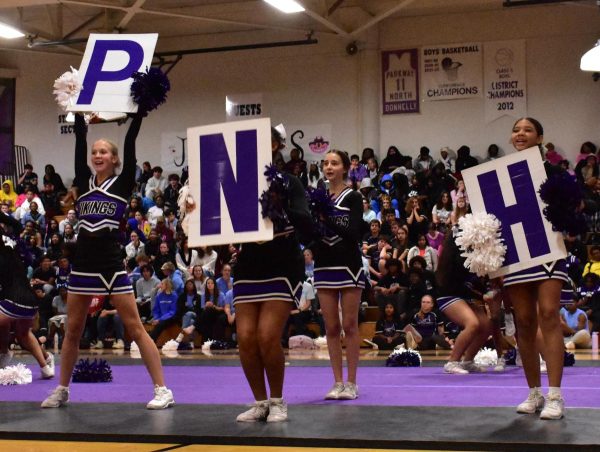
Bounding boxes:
[57,385,69,391]
[529,386,541,396]
[269,397,283,403]
[548,386,562,398]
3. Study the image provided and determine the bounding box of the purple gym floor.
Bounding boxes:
[2,364,600,408]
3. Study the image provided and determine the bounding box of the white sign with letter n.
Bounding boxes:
[462,147,566,277]
[187,118,274,247]
[69,33,158,113]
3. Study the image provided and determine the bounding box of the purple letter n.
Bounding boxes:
[478,160,550,266]
[200,130,258,235]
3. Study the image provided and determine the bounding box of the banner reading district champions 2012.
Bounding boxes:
[421,42,482,101]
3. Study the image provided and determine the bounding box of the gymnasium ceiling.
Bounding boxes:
[0,0,598,56]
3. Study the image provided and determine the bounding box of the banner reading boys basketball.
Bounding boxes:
[421,42,482,101]
[484,40,527,123]
[186,118,273,247]
[381,49,419,114]
[69,33,158,113]
[462,147,566,277]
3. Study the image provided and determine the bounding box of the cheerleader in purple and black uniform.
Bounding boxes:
[504,118,568,420]
[435,231,492,375]
[313,150,365,400]
[233,127,312,423]
[41,113,174,410]
[0,211,54,377]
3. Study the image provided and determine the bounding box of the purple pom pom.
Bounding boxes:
[72,358,113,383]
[564,351,575,367]
[130,67,170,115]
[259,165,289,229]
[385,350,421,367]
[538,172,586,235]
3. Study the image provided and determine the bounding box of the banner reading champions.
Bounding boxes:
[421,42,482,101]
[381,49,419,114]
[484,40,527,123]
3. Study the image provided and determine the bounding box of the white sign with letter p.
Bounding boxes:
[69,33,158,113]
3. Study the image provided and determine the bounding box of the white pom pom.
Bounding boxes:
[0,363,32,385]
[474,347,498,367]
[129,341,139,352]
[53,67,83,112]
[314,336,328,348]
[455,212,507,276]
[161,339,179,352]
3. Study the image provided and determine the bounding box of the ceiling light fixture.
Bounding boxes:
[580,40,600,72]
[263,0,305,14]
[0,21,25,39]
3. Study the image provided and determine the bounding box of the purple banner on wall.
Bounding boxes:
[382,48,419,115]
[0,78,15,175]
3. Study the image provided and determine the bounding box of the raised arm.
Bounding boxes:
[74,114,92,186]
[121,114,143,189]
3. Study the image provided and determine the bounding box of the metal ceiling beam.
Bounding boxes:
[59,0,335,35]
[301,6,350,37]
[350,0,416,37]
[62,11,103,39]
[117,0,146,30]
[328,0,346,16]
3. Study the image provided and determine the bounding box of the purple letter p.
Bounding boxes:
[77,40,144,105]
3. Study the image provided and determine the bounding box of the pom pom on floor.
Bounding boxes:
[72,358,112,383]
[564,351,576,367]
[0,363,32,385]
[474,347,498,367]
[386,345,422,367]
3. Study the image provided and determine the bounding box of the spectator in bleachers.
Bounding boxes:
[544,142,563,166]
[405,195,427,245]
[40,181,61,219]
[24,234,44,269]
[135,264,159,320]
[133,210,152,237]
[21,201,45,232]
[191,264,207,296]
[455,145,479,174]
[348,154,368,187]
[582,246,600,278]
[560,296,591,349]
[93,297,125,350]
[484,144,501,162]
[426,223,444,255]
[125,231,145,260]
[62,223,77,244]
[304,248,315,278]
[580,154,598,186]
[374,259,408,319]
[307,162,322,189]
[45,234,63,263]
[216,264,234,295]
[149,278,178,342]
[42,164,67,196]
[193,276,226,341]
[411,294,451,350]
[282,278,316,345]
[0,202,11,216]
[58,210,78,235]
[197,246,218,276]
[145,166,168,200]
[431,191,453,232]
[407,234,438,272]
[0,180,17,212]
[147,195,165,228]
[163,174,182,214]
[414,146,434,174]
[175,237,200,279]
[30,255,55,295]
[450,179,469,207]
[125,196,143,219]
[15,188,45,221]
[55,255,71,287]
[372,302,409,350]
[175,279,201,344]
[138,161,153,195]
[361,194,376,225]
[363,219,381,252]
[16,164,39,194]
[391,225,410,266]
[154,242,176,279]
[160,262,184,297]
[380,146,403,175]
[44,218,60,246]
[47,284,68,349]
[438,147,455,173]
[450,196,469,227]
[144,229,161,262]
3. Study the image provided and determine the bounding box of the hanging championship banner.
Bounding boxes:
[225,93,264,122]
[187,118,273,247]
[421,42,482,101]
[69,33,158,113]
[462,147,566,277]
[484,40,527,123]
[381,49,419,114]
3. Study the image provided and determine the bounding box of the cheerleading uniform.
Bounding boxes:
[67,114,142,296]
[313,187,365,290]
[503,260,569,287]
[0,212,38,319]
[233,175,311,308]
